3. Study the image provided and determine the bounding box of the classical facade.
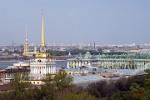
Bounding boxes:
[67,52,150,70]
[67,52,92,69]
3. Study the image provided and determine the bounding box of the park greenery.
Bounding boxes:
[0,69,150,100]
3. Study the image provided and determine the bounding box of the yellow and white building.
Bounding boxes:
[30,16,56,82]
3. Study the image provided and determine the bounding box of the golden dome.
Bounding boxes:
[35,52,49,58]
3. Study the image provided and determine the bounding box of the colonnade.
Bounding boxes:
[67,58,150,70]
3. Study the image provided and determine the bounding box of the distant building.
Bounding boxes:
[67,52,150,70]
[67,51,92,69]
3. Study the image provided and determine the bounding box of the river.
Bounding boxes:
[0,60,67,69]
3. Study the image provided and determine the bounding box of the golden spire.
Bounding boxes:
[41,15,45,48]
[35,15,49,58]
[25,31,28,42]
[23,31,29,56]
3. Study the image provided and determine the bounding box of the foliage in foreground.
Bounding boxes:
[0,70,95,100]
[0,69,150,100]
[86,69,150,100]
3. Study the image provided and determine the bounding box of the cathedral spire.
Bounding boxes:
[23,31,29,56]
[41,15,45,48]
[25,31,28,42]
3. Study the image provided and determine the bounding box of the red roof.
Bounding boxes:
[0,84,11,92]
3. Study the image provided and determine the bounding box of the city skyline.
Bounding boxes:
[0,0,150,45]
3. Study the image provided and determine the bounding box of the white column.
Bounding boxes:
[51,67,53,74]
[34,67,35,74]
[49,67,50,73]
[67,62,70,69]
[44,66,46,74]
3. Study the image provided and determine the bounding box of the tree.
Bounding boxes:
[87,80,118,98]
[115,77,130,91]
[11,73,30,91]
[129,83,146,100]
[38,70,73,100]
[145,69,150,74]
[10,73,31,100]
[63,92,95,100]
[53,70,73,90]
[112,91,130,100]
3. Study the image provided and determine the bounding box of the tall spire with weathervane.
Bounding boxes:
[41,15,46,48]
[36,15,49,58]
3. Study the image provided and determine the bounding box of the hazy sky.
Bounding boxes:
[0,0,150,45]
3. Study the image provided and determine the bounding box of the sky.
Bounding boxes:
[0,0,150,45]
